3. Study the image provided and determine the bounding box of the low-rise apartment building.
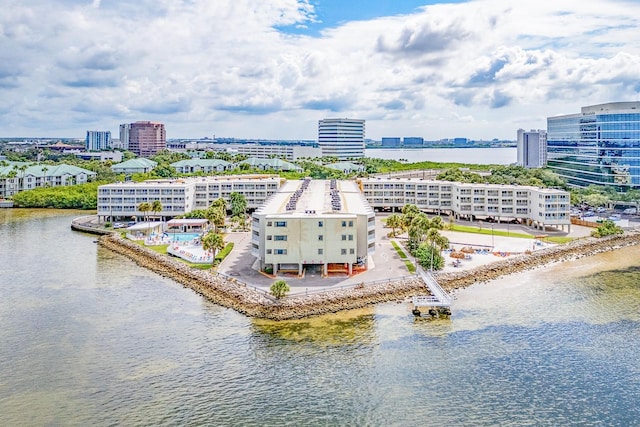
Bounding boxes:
[358,177,571,232]
[97,175,282,221]
[252,178,375,276]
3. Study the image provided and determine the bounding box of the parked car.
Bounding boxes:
[623,208,637,215]
[609,214,621,220]
[596,207,607,213]
[113,222,125,229]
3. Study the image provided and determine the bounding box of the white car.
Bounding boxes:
[623,208,637,215]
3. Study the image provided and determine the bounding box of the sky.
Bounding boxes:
[1,0,640,141]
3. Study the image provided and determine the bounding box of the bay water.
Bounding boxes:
[1,209,639,426]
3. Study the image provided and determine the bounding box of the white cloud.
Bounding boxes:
[0,0,639,139]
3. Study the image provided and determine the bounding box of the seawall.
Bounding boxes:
[98,229,640,320]
[98,233,427,320]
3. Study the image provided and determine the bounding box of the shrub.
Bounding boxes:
[270,280,290,299]
[214,242,234,263]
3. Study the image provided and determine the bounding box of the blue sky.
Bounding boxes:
[1,0,639,140]
[278,0,469,36]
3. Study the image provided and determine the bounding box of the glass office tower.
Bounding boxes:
[547,102,640,190]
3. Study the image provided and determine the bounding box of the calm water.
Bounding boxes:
[365,147,517,165]
[1,210,639,426]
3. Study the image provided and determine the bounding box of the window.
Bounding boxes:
[275,249,287,255]
[350,249,355,254]
[348,235,353,241]
[318,235,323,241]
[318,221,323,227]
[342,235,346,240]
[275,221,286,227]
[267,221,272,226]
[274,235,287,241]
[341,249,347,255]
[318,249,323,255]
[348,220,353,227]
[267,235,272,240]
[266,249,272,254]
[342,221,347,227]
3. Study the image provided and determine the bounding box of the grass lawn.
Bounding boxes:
[134,241,213,270]
[391,240,416,273]
[449,224,533,239]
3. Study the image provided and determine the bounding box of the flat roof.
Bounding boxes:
[256,179,372,216]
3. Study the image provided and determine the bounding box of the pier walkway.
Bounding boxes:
[412,268,452,308]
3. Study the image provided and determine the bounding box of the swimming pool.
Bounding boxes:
[170,233,202,242]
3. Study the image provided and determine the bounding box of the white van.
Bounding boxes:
[623,207,637,215]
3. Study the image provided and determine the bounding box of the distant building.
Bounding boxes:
[381,137,401,147]
[318,118,365,160]
[234,157,302,172]
[517,129,547,168]
[85,131,112,151]
[0,162,96,197]
[119,124,131,151]
[75,151,123,162]
[325,162,365,174]
[111,158,158,174]
[403,137,424,147]
[120,121,166,157]
[170,159,232,174]
[547,102,640,189]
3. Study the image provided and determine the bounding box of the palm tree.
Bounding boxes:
[207,199,227,232]
[41,166,49,188]
[270,280,290,299]
[229,192,247,218]
[385,213,403,237]
[202,231,225,265]
[137,202,151,222]
[401,204,420,228]
[150,200,163,222]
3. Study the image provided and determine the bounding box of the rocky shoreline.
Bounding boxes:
[434,229,640,291]
[98,230,640,320]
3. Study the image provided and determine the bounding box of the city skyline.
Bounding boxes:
[1,0,639,140]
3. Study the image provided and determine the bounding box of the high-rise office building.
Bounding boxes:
[121,121,166,157]
[119,124,131,151]
[318,118,365,159]
[517,129,547,168]
[85,131,111,151]
[547,102,640,189]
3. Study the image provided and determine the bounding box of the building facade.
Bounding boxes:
[251,178,375,276]
[547,102,640,189]
[119,124,131,151]
[517,129,547,168]
[122,121,166,157]
[318,118,365,160]
[358,177,571,232]
[0,163,96,197]
[85,131,112,151]
[97,175,282,221]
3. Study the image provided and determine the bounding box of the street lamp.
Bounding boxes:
[491,223,494,250]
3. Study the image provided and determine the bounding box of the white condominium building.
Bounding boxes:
[252,178,375,276]
[517,129,547,168]
[358,177,571,232]
[97,175,282,222]
[318,118,365,160]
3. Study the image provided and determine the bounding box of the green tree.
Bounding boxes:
[385,213,403,237]
[270,279,290,299]
[202,231,225,263]
[206,199,227,232]
[583,193,610,208]
[229,192,247,218]
[414,243,445,271]
[591,220,624,238]
[137,202,151,222]
[401,204,420,228]
[151,200,163,221]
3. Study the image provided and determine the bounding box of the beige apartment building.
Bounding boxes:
[97,175,282,222]
[251,178,375,276]
[357,177,571,232]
